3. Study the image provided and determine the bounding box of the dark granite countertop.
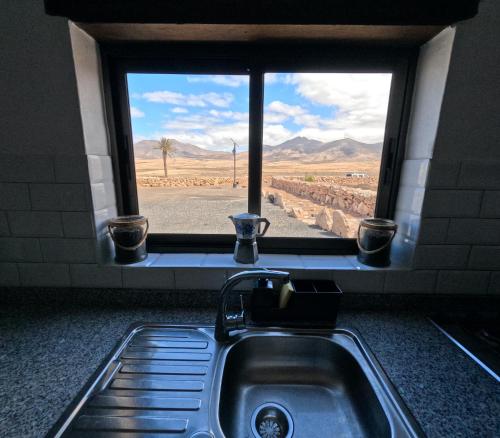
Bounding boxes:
[0,301,499,438]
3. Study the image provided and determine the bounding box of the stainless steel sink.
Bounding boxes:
[51,325,423,437]
[213,329,423,438]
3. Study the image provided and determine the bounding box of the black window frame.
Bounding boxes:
[101,42,417,255]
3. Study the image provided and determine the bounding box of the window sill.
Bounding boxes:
[116,253,409,271]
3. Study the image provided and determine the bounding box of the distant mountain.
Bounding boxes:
[134,139,231,160]
[264,137,382,162]
[134,136,382,162]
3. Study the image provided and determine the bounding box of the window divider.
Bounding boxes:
[248,70,264,215]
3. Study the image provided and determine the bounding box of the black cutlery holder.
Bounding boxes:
[250,279,342,327]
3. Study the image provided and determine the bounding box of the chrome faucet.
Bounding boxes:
[215,269,290,342]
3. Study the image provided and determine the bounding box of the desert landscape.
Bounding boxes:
[134,136,381,237]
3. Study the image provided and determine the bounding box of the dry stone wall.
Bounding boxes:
[270,177,376,217]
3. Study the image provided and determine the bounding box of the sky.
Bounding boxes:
[128,72,392,151]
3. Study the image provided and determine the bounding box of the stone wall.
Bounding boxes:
[138,176,249,188]
[270,177,376,217]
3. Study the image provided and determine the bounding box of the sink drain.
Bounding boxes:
[251,403,294,438]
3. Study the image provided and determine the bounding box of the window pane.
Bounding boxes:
[127,73,249,234]
[262,73,392,238]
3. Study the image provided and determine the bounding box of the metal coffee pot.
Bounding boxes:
[229,213,270,263]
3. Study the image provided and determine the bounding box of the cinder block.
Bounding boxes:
[30,183,89,211]
[174,268,226,290]
[0,212,9,236]
[332,271,386,293]
[418,218,449,244]
[458,161,500,189]
[40,238,96,263]
[489,273,500,295]
[427,160,460,188]
[0,183,31,210]
[18,263,71,287]
[0,263,19,286]
[469,246,500,270]
[480,191,500,218]
[422,190,482,218]
[384,270,437,293]
[8,211,63,237]
[436,271,490,294]
[62,212,95,237]
[447,219,500,245]
[0,238,42,262]
[70,264,122,287]
[54,154,89,183]
[414,245,470,269]
[0,154,54,182]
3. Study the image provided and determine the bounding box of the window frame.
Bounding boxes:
[101,42,417,255]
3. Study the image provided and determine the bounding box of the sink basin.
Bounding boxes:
[215,330,422,438]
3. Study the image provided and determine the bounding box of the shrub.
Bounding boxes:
[304,175,315,182]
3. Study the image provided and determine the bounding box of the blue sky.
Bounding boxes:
[128,72,392,151]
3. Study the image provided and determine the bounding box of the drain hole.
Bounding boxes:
[251,403,294,438]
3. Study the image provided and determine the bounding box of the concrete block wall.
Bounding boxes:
[0,0,499,294]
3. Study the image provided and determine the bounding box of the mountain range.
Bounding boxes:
[134,136,382,162]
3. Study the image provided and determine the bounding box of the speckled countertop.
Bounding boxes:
[0,302,499,438]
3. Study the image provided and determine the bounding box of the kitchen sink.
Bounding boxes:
[50,325,423,437]
[214,330,422,438]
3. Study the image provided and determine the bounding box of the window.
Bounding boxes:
[104,44,415,254]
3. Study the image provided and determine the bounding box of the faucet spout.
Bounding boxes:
[214,269,290,342]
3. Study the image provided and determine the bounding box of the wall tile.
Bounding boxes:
[384,270,437,293]
[94,206,118,235]
[418,218,449,244]
[436,270,490,294]
[480,191,500,218]
[62,212,95,238]
[0,263,19,286]
[40,238,96,263]
[389,235,417,267]
[332,271,386,293]
[87,155,114,183]
[18,263,71,287]
[91,182,116,211]
[469,246,500,270]
[0,183,31,210]
[8,211,63,237]
[422,190,482,217]
[300,255,352,270]
[489,273,500,294]
[70,264,122,287]
[399,159,430,188]
[395,186,425,215]
[0,238,42,262]
[394,210,421,242]
[0,154,54,182]
[122,267,175,289]
[175,268,226,290]
[447,219,500,245]
[0,212,9,236]
[458,161,500,189]
[30,183,89,211]
[54,155,89,183]
[414,245,470,269]
[427,160,460,188]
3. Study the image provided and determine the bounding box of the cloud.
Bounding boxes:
[142,90,234,108]
[187,75,249,88]
[267,100,305,117]
[130,106,145,118]
[208,110,249,121]
[171,107,188,113]
[285,73,392,143]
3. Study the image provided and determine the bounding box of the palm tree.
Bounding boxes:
[154,137,175,177]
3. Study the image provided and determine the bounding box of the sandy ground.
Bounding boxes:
[138,186,335,237]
